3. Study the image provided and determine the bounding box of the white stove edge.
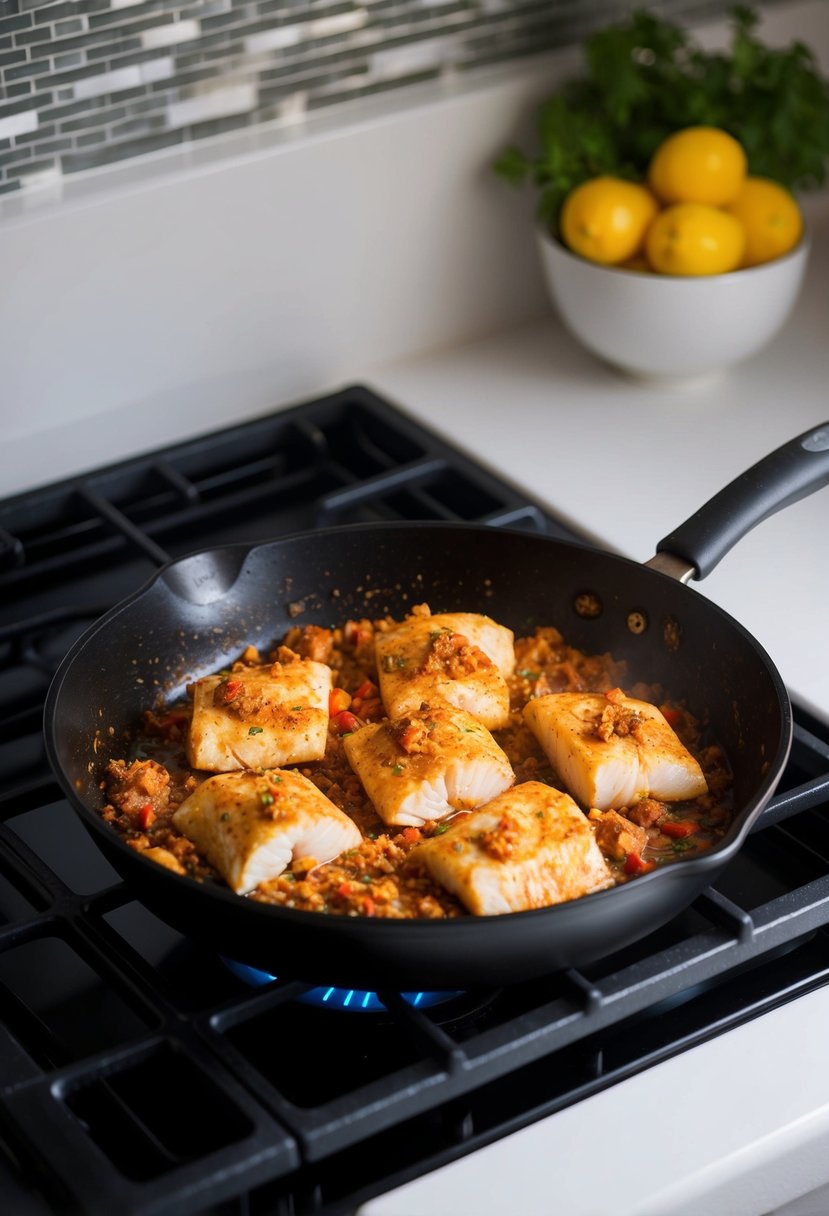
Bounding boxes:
[359,984,829,1216]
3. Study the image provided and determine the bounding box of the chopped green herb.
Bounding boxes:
[221,812,230,822]
[671,838,697,853]
[361,874,373,884]
[391,764,404,776]
[434,823,450,835]
[517,668,540,681]
[291,705,303,711]
[260,791,275,806]
[248,725,264,735]
[535,811,545,819]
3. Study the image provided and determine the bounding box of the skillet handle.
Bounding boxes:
[653,423,829,582]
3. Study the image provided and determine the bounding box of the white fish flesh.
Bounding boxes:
[172,769,361,894]
[343,703,514,827]
[523,691,708,810]
[374,611,514,729]
[187,659,332,772]
[412,780,612,915]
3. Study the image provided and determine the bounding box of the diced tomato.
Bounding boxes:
[220,679,244,702]
[363,896,376,917]
[336,883,352,899]
[354,680,377,701]
[138,803,155,830]
[344,621,373,648]
[401,827,421,844]
[331,710,359,735]
[624,851,655,875]
[397,724,421,753]
[329,687,352,716]
[661,707,684,728]
[661,820,698,839]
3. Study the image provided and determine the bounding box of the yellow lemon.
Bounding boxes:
[725,176,804,267]
[648,126,747,207]
[645,203,745,276]
[560,176,659,265]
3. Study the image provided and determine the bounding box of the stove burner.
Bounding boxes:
[223,957,464,1012]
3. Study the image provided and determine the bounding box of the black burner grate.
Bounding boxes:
[1,385,828,1215]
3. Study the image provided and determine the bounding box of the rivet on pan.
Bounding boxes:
[574,592,602,619]
[626,610,648,635]
[663,616,682,651]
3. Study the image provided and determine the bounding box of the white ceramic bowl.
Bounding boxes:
[536,226,810,382]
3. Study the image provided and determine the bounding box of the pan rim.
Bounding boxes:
[43,519,793,932]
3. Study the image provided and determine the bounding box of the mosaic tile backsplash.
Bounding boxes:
[0,0,739,199]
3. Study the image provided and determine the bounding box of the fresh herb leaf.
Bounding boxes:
[248,725,264,735]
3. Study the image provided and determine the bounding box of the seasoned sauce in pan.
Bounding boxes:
[101,611,732,918]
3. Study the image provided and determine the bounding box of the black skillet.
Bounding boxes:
[44,424,829,990]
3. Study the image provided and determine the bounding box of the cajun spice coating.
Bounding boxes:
[374,609,514,729]
[343,703,514,827]
[411,782,613,915]
[524,690,708,811]
[188,658,332,772]
[171,769,361,894]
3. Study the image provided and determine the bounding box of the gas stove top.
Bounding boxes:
[2,385,829,1215]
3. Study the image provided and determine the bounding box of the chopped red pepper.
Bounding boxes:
[329,687,352,716]
[331,710,360,735]
[138,803,155,830]
[336,883,352,899]
[354,680,377,701]
[661,820,699,839]
[400,827,421,844]
[219,679,244,702]
[624,851,655,875]
[344,621,373,648]
[396,723,421,753]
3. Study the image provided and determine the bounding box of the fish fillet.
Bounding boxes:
[343,703,514,827]
[412,781,612,914]
[523,691,707,810]
[172,769,361,894]
[187,659,332,772]
[374,611,514,729]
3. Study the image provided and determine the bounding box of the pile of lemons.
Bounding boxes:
[560,126,804,275]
